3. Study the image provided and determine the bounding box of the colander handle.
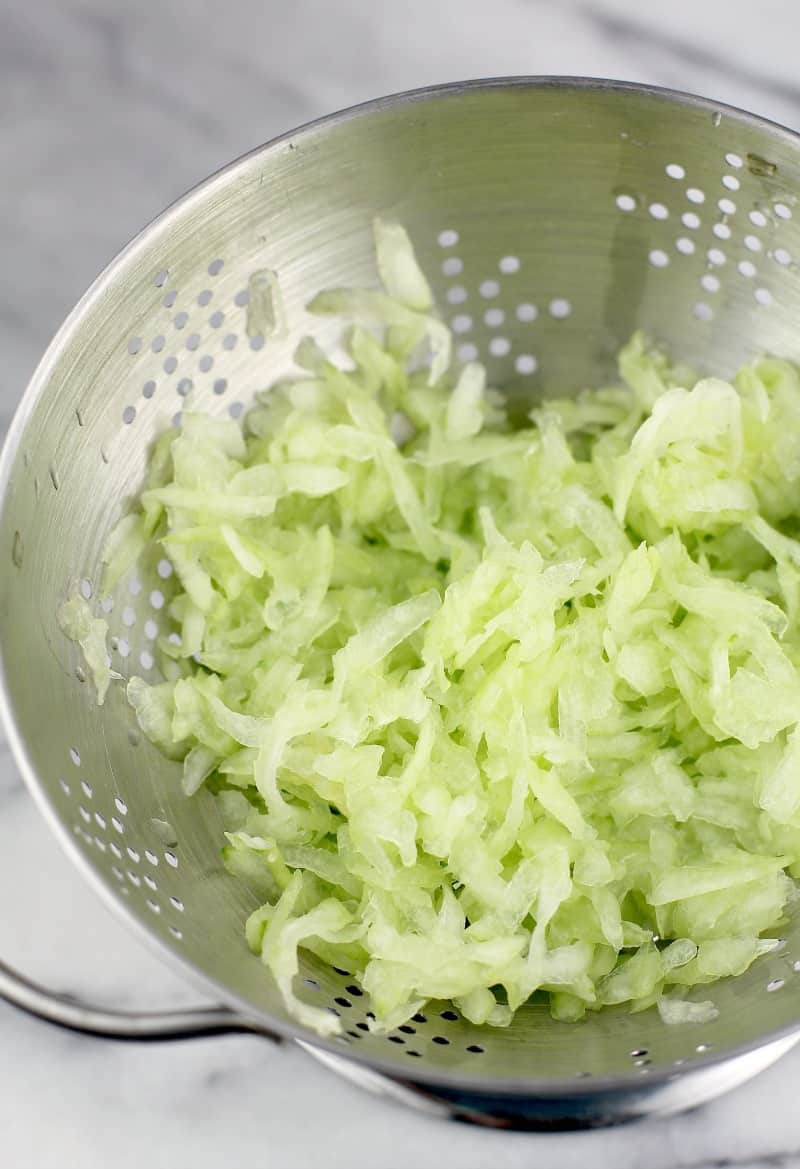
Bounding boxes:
[0,957,280,1042]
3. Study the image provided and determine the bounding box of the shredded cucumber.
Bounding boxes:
[107,220,800,1036]
[58,591,119,705]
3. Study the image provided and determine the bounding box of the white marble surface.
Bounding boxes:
[5,0,800,1164]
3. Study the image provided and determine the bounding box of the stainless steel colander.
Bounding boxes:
[4,77,800,1131]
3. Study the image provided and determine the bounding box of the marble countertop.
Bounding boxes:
[4,0,800,1164]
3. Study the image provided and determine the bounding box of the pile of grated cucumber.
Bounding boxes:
[72,221,800,1036]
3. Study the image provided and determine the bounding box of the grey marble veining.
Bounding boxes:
[4,1,800,1165]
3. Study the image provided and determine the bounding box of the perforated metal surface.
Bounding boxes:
[4,78,800,1097]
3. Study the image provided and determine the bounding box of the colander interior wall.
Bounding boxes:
[4,78,800,1090]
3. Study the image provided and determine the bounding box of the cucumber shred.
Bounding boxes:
[111,221,800,1036]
